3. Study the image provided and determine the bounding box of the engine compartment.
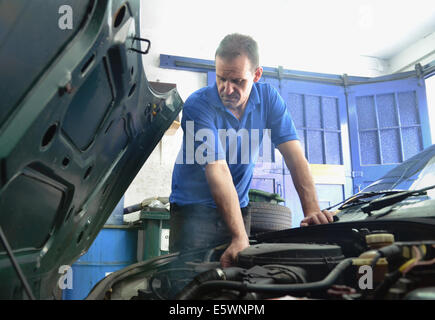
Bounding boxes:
[95,221,435,300]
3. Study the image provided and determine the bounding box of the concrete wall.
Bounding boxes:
[124,0,435,207]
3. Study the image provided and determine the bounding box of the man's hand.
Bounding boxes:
[300,210,336,227]
[278,141,336,228]
[220,236,250,268]
[205,160,250,268]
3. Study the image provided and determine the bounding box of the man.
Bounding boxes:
[169,33,334,267]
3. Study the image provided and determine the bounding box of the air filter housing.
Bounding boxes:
[237,243,345,282]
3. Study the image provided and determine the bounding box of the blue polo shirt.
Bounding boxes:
[169,82,298,208]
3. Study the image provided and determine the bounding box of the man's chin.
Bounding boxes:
[221,98,239,106]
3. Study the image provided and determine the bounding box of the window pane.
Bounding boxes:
[380,129,401,164]
[305,95,322,128]
[398,91,420,126]
[402,127,423,160]
[322,97,339,130]
[307,130,324,164]
[377,93,398,128]
[286,93,304,128]
[325,132,342,164]
[359,130,380,165]
[356,95,377,129]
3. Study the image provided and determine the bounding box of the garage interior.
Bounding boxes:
[1,0,435,301]
[127,0,435,222]
[68,0,435,299]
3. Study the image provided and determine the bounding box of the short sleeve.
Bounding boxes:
[180,96,226,166]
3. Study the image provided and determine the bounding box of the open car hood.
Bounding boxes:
[0,0,183,299]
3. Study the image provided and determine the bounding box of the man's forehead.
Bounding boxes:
[215,55,253,77]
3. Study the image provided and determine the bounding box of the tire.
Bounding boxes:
[247,202,292,234]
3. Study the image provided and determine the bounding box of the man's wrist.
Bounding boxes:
[304,210,320,217]
[232,233,249,243]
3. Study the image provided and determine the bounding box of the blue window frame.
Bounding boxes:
[347,76,432,192]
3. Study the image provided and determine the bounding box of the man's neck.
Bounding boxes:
[227,102,247,120]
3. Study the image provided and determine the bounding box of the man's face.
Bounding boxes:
[215,55,262,110]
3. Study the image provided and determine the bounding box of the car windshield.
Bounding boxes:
[333,145,435,222]
[361,144,435,200]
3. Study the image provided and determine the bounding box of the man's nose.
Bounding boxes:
[223,81,234,95]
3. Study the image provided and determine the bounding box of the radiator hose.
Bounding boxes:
[177,258,354,300]
[175,267,244,300]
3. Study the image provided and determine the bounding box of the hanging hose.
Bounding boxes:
[123,197,170,214]
[123,202,144,214]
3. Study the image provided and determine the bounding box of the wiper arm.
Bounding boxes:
[325,189,404,211]
[361,184,435,216]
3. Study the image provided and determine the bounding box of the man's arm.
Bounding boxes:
[277,140,334,226]
[205,160,250,267]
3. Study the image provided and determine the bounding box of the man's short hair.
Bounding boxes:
[215,33,259,71]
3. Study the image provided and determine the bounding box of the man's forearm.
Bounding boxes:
[287,156,321,216]
[278,141,320,216]
[204,160,249,240]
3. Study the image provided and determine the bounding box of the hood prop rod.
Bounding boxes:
[0,225,35,300]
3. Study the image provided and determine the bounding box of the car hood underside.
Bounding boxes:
[0,0,182,299]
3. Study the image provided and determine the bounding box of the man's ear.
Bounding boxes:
[253,67,263,83]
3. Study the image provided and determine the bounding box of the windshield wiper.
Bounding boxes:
[360,184,435,216]
[325,189,405,211]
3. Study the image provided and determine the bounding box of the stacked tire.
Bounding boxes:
[247,202,292,235]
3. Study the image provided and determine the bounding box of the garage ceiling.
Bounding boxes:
[141,0,435,74]
[219,0,435,60]
[288,0,435,59]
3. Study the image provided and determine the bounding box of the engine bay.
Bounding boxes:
[103,220,435,301]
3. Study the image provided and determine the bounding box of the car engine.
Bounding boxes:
[125,227,435,300]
